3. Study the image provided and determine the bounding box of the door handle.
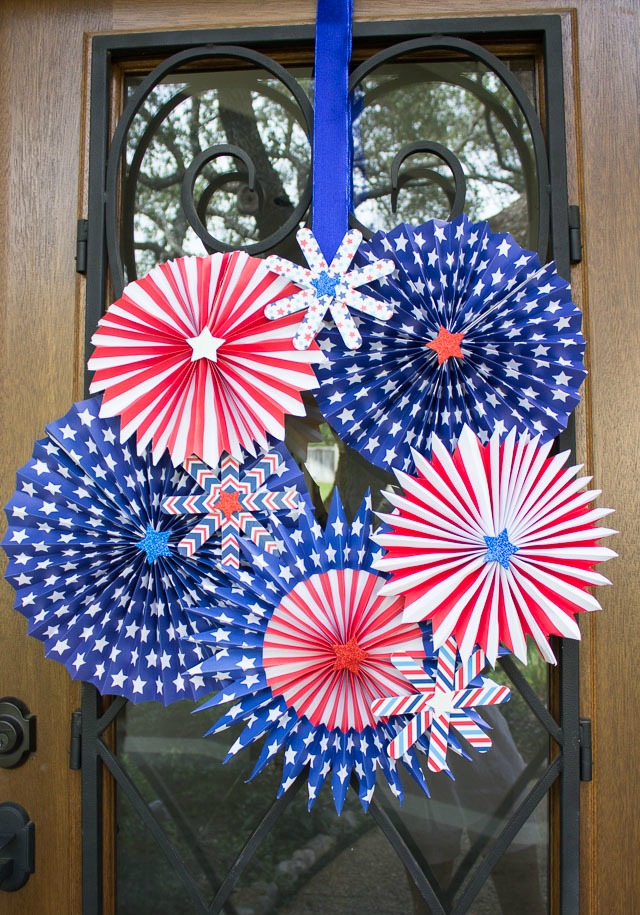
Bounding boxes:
[0,803,34,892]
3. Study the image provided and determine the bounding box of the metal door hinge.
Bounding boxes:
[69,709,82,770]
[76,218,88,275]
[579,717,592,781]
[568,205,582,264]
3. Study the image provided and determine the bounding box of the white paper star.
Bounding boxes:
[186,326,226,362]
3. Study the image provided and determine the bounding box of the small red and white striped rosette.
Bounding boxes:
[262,567,425,733]
[88,252,324,468]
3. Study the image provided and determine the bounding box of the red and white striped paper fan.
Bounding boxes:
[88,252,323,468]
[375,426,617,665]
[262,567,424,732]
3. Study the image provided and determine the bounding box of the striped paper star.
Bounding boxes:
[264,228,394,350]
[372,637,510,773]
[162,446,300,569]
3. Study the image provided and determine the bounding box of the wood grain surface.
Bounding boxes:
[0,1,638,912]
[0,5,112,914]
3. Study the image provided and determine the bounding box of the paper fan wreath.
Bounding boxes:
[372,636,510,774]
[374,426,617,666]
[315,215,587,473]
[1,396,231,704]
[187,493,434,813]
[88,251,324,468]
[161,444,302,569]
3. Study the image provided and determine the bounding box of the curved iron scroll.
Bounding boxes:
[105,45,314,298]
[349,36,550,258]
[391,140,467,217]
[181,144,260,252]
[109,36,549,297]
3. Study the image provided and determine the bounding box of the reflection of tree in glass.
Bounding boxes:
[353,62,535,242]
[116,699,380,915]
[124,71,313,277]
[124,58,537,278]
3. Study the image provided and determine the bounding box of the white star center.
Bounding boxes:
[186,326,225,362]
[429,687,457,716]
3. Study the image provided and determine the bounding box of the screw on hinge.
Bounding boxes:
[75,219,88,275]
[568,205,582,264]
[579,717,592,781]
[69,709,82,770]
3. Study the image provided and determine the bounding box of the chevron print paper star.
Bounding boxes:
[264,228,394,350]
[162,446,300,568]
[372,637,510,773]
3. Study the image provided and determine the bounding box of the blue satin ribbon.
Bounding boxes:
[312,0,354,263]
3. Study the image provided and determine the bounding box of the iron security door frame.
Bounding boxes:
[80,15,582,915]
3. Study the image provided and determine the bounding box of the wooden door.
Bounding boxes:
[0,2,638,913]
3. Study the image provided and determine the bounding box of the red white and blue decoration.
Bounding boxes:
[315,216,587,473]
[161,444,301,568]
[88,251,324,469]
[0,0,618,816]
[375,426,617,665]
[1,397,225,704]
[372,637,510,773]
[264,228,394,350]
[187,494,435,812]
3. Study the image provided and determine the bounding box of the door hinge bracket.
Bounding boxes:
[568,205,582,264]
[69,709,82,770]
[75,219,88,275]
[579,717,592,781]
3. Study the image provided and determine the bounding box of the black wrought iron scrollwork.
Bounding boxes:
[181,144,260,253]
[105,45,313,297]
[390,140,466,217]
[108,34,549,297]
[349,36,550,258]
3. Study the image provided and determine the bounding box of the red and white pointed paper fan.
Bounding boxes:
[374,426,617,665]
[88,253,323,468]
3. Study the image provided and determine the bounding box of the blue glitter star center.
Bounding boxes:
[310,271,341,298]
[483,529,519,570]
[136,526,172,563]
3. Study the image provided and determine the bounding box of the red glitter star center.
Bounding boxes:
[425,326,466,365]
[214,488,243,519]
[332,637,368,675]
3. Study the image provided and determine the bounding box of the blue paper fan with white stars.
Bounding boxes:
[315,214,586,473]
[187,492,437,813]
[1,396,232,705]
